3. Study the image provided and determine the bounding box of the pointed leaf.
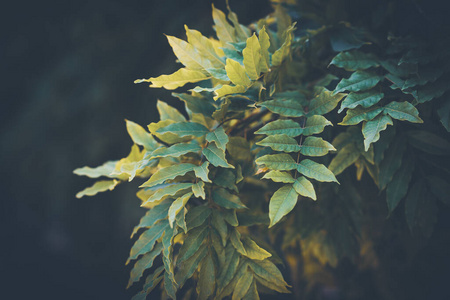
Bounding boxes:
[334,71,383,93]
[256,134,300,152]
[258,26,270,73]
[136,68,209,90]
[330,50,379,71]
[227,137,252,161]
[206,126,229,151]
[132,266,164,300]
[437,100,450,132]
[297,159,338,182]
[386,158,415,214]
[328,143,360,176]
[76,180,119,198]
[157,100,186,123]
[339,106,384,125]
[259,99,304,117]
[126,120,160,150]
[255,119,302,137]
[232,267,253,300]
[255,154,297,171]
[197,252,216,300]
[405,181,425,233]
[243,34,262,80]
[173,92,215,117]
[241,236,272,260]
[293,176,316,200]
[203,143,234,168]
[185,206,211,232]
[127,243,163,288]
[150,142,202,159]
[192,181,206,199]
[185,25,225,68]
[426,176,450,207]
[248,259,289,291]
[212,4,236,43]
[168,192,193,227]
[303,115,333,136]
[407,130,450,155]
[127,219,169,263]
[140,163,195,188]
[269,184,298,227]
[176,244,208,287]
[225,58,251,86]
[383,101,423,123]
[378,136,407,190]
[272,24,295,67]
[166,35,213,70]
[74,161,119,179]
[194,161,212,182]
[300,136,336,156]
[362,114,393,151]
[213,188,247,209]
[217,245,240,291]
[338,91,384,113]
[307,89,345,116]
[156,121,209,137]
[214,168,238,192]
[131,200,172,238]
[261,170,295,183]
[214,84,247,100]
[177,225,209,263]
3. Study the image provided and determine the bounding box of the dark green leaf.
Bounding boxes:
[213,188,247,209]
[383,101,423,123]
[186,206,211,231]
[203,143,234,168]
[330,50,379,71]
[379,136,407,190]
[177,225,209,263]
[338,91,384,113]
[334,71,383,94]
[308,88,345,116]
[329,143,360,176]
[386,158,415,214]
[407,130,450,155]
[259,99,305,117]
[339,106,383,125]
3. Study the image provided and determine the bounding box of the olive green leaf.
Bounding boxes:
[302,115,333,136]
[262,170,295,183]
[156,121,209,137]
[339,106,384,125]
[383,101,423,123]
[76,180,120,198]
[328,143,360,176]
[259,99,305,117]
[168,192,193,227]
[213,188,247,209]
[232,267,253,300]
[186,205,211,231]
[307,88,345,116]
[255,119,303,137]
[192,181,206,199]
[243,33,262,80]
[143,183,193,206]
[150,141,201,159]
[297,159,338,183]
[256,134,300,152]
[156,100,186,123]
[126,120,160,150]
[255,154,297,171]
[334,71,383,94]
[362,114,393,151]
[136,68,210,90]
[269,184,298,227]
[140,163,196,188]
[300,137,336,156]
[197,252,216,300]
[127,243,163,288]
[127,219,169,263]
[329,50,379,71]
[338,91,384,113]
[258,26,270,72]
[214,84,247,100]
[293,176,316,200]
[203,143,234,168]
[177,225,209,263]
[272,23,295,67]
[206,126,229,151]
[386,158,415,214]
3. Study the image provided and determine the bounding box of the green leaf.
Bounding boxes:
[339,106,384,125]
[192,181,206,199]
[226,3,250,41]
[262,170,295,183]
[378,136,407,190]
[194,161,212,183]
[212,4,236,43]
[148,120,190,144]
[206,126,229,151]
[197,253,216,300]
[248,259,289,292]
[258,26,270,73]
[131,200,172,238]
[293,176,316,200]
[426,176,450,207]
[173,92,215,117]
[362,114,393,151]
[227,137,252,162]
[256,134,300,152]
[334,71,383,94]
[127,243,163,288]
[176,244,208,288]
[272,24,295,67]
[211,210,228,246]
[386,158,415,214]
[205,69,230,81]
[269,184,298,227]
[303,115,333,136]
[307,89,345,116]
[136,68,210,90]
[241,236,272,260]
[150,142,202,159]
[76,179,119,198]
[338,91,384,113]
[328,143,360,176]
[255,154,297,171]
[243,34,262,80]
[225,58,251,86]
[186,205,211,231]
[203,143,234,168]
[383,101,423,123]
[166,34,213,70]
[126,120,160,150]
[300,136,336,156]
[217,245,240,292]
[185,25,225,68]
[127,219,169,263]
[177,225,209,263]
[438,100,450,132]
[242,279,259,300]
[213,188,247,209]
[259,99,304,117]
[214,84,247,100]
[255,119,302,137]
[297,159,338,183]
[407,130,450,155]
[140,163,196,188]
[405,181,425,233]
[176,207,188,234]
[74,161,119,179]
[156,100,187,123]
[168,192,193,227]
[330,50,379,71]
[232,267,253,300]
[156,121,209,137]
[214,168,238,192]
[132,266,164,300]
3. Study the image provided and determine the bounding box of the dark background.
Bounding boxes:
[1,1,271,299]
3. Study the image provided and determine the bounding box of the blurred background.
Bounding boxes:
[1,1,271,299]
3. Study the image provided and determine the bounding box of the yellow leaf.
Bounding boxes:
[185,25,225,68]
[166,35,213,70]
[225,58,251,86]
[214,84,247,100]
[258,26,271,73]
[212,4,236,43]
[76,180,119,198]
[136,68,210,90]
[243,33,262,80]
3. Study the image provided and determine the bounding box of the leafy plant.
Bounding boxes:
[75,1,450,299]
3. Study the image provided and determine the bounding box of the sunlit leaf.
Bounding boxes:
[126,120,160,150]
[255,154,297,171]
[258,26,270,73]
[156,100,186,123]
[203,143,234,168]
[166,34,213,70]
[269,184,298,227]
[334,71,383,94]
[297,159,338,183]
[243,34,262,80]
[185,25,225,68]
[192,181,206,199]
[76,179,119,198]
[362,114,393,151]
[212,4,236,43]
[74,161,120,179]
[225,58,251,86]
[136,68,210,90]
[140,163,196,188]
[168,192,193,227]
[255,119,302,137]
[214,84,247,100]
[194,161,212,183]
[293,176,316,200]
[261,170,295,183]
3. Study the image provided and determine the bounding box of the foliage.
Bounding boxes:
[75,0,450,299]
